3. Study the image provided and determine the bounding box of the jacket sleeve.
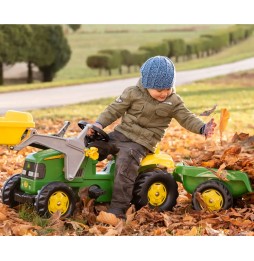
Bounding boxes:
[96,87,133,128]
[172,95,205,134]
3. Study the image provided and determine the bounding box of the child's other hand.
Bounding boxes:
[204,118,217,138]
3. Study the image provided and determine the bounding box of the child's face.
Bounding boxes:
[147,88,173,102]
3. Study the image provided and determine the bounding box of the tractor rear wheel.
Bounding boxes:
[192,180,233,211]
[2,174,21,207]
[35,182,76,218]
[132,169,178,211]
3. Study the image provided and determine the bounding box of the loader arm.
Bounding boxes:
[12,124,93,181]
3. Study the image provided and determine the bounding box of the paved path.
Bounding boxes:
[1,57,254,114]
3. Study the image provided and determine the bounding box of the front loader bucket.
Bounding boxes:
[0,110,35,146]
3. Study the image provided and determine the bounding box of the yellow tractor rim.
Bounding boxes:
[148,182,167,206]
[48,191,69,215]
[201,189,224,211]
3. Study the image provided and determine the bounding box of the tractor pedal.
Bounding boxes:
[88,185,105,199]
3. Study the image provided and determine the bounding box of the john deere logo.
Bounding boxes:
[23,181,28,188]
[27,163,30,169]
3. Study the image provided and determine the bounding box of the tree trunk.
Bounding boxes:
[27,61,33,83]
[0,62,3,85]
[40,66,54,82]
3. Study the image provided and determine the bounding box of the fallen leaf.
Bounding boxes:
[200,104,217,116]
[205,223,226,236]
[0,212,7,221]
[184,226,199,236]
[219,108,230,142]
[96,211,121,226]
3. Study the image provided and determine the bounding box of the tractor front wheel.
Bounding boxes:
[192,180,233,211]
[132,169,178,211]
[35,182,76,218]
[2,174,21,207]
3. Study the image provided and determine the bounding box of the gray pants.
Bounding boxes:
[108,130,149,211]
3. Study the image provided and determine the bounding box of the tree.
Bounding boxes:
[87,54,113,75]
[28,25,71,82]
[67,24,81,32]
[0,25,32,85]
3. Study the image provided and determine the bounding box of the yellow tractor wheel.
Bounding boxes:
[35,182,75,218]
[132,169,178,211]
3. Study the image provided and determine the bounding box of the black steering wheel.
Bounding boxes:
[78,120,109,142]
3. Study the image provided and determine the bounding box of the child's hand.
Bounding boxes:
[87,122,103,136]
[204,118,217,138]
[93,122,103,129]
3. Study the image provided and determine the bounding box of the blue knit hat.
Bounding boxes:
[140,56,175,89]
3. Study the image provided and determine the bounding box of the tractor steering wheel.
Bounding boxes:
[78,120,109,142]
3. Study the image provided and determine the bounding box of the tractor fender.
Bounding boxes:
[140,152,175,170]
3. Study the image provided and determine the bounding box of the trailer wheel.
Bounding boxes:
[192,180,233,211]
[35,182,76,218]
[2,174,21,207]
[132,169,178,211]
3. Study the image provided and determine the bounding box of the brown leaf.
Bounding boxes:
[125,204,136,224]
[205,223,225,236]
[104,220,124,236]
[47,211,65,230]
[88,226,104,236]
[196,192,211,211]
[219,108,230,140]
[184,226,199,236]
[65,220,89,231]
[231,132,249,143]
[11,224,38,236]
[96,211,121,226]
[161,213,173,227]
[206,164,229,181]
[199,104,217,116]
[0,212,7,221]
[220,145,241,168]
[201,160,216,168]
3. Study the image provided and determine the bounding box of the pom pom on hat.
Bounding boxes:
[140,56,175,89]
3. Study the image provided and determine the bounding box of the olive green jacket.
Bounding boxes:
[97,79,205,152]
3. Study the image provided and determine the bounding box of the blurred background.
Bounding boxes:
[2,24,254,86]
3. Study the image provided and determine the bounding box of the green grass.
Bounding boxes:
[32,98,114,121]
[178,82,254,133]
[0,73,138,93]
[31,71,254,134]
[18,203,49,227]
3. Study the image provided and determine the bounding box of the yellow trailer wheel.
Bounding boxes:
[192,180,233,211]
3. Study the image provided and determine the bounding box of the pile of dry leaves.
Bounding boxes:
[0,113,254,236]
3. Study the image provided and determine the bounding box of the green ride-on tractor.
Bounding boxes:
[0,110,179,218]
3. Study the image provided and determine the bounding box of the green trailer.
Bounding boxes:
[173,163,253,211]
